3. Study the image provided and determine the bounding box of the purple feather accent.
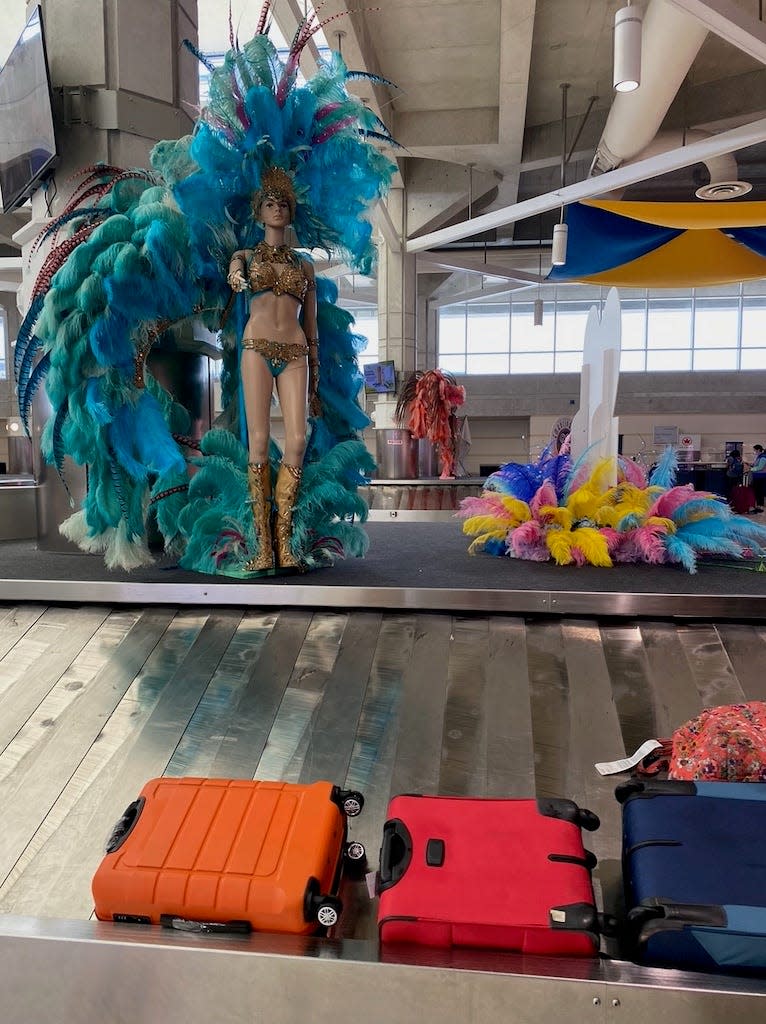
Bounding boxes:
[256,1,272,36]
[316,103,343,120]
[313,117,357,144]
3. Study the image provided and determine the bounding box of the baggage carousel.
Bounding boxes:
[1,520,766,1021]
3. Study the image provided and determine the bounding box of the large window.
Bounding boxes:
[438,283,766,374]
[350,307,379,367]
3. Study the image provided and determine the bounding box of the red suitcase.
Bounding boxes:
[92,777,366,934]
[377,794,600,954]
[730,485,756,515]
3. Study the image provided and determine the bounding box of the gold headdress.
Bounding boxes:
[253,166,297,221]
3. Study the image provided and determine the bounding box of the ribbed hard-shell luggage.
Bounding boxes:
[730,484,756,515]
[377,794,600,954]
[618,779,766,972]
[92,777,366,934]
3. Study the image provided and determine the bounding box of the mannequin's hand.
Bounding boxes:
[309,391,322,419]
[227,270,248,292]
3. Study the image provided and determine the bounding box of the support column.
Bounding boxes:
[373,187,417,433]
[12,0,199,546]
[16,0,199,280]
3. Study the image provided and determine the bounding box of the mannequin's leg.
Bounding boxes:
[273,358,308,567]
[241,350,276,570]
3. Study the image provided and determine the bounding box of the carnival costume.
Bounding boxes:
[15,3,397,575]
[459,445,766,573]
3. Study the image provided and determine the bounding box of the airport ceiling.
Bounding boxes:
[3,1,766,263]
[291,0,766,247]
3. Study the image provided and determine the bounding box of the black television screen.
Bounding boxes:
[363,360,396,394]
[0,6,59,213]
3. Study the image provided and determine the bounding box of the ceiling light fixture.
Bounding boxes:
[552,84,569,267]
[614,1,642,93]
[551,222,568,266]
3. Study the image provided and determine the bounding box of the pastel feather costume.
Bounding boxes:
[458,445,766,573]
[15,3,396,574]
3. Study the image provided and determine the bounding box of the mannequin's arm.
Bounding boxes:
[227,249,250,292]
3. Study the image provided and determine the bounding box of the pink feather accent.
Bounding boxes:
[611,530,642,563]
[647,484,695,519]
[632,524,669,564]
[618,456,648,489]
[570,547,587,566]
[598,526,622,555]
[510,521,549,561]
[529,480,558,517]
[458,493,512,520]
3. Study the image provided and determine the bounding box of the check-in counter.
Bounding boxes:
[674,463,727,497]
[0,475,38,540]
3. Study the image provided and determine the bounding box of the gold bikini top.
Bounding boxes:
[232,243,312,303]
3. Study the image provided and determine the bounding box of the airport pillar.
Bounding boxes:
[13,0,200,548]
[372,188,418,469]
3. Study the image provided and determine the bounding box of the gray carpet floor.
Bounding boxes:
[1,522,765,596]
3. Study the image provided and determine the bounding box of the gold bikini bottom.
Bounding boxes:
[241,337,308,376]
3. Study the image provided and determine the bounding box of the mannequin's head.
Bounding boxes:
[252,166,296,223]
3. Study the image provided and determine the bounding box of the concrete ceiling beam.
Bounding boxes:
[405,114,766,252]
[668,0,766,64]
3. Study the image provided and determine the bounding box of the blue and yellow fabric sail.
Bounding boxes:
[548,200,766,287]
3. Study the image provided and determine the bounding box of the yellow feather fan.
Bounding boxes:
[499,496,532,523]
[570,526,613,567]
[546,529,574,565]
[463,515,509,537]
[539,504,574,530]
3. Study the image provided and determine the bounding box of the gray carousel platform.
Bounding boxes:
[1,519,766,1021]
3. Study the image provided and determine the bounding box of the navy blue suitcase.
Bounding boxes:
[617,779,766,973]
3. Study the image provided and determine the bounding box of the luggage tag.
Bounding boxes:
[594,739,662,776]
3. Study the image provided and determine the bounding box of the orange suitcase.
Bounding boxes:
[92,777,366,934]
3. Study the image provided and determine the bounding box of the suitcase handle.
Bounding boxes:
[160,915,252,935]
[105,797,145,854]
[377,818,412,892]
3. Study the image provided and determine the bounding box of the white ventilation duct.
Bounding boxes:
[592,0,709,173]
[600,129,750,200]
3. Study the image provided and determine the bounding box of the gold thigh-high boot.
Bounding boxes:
[244,461,274,571]
[274,462,302,569]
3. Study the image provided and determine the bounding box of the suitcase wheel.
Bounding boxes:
[344,840,367,863]
[314,895,343,929]
[337,789,365,817]
[583,850,598,871]
[343,840,368,879]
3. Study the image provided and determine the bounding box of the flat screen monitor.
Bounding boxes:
[363,360,396,394]
[0,6,59,213]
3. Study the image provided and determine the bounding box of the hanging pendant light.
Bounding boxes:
[614,2,642,93]
[551,83,569,267]
[552,221,568,266]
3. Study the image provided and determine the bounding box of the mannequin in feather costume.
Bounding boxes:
[15,3,396,575]
[459,445,766,573]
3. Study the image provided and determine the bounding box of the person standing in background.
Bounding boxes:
[751,444,766,511]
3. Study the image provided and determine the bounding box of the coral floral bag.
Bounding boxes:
[667,702,766,782]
